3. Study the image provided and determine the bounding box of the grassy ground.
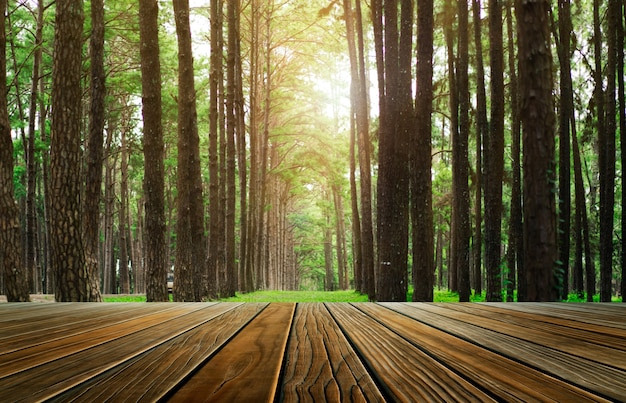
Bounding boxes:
[100,290,622,303]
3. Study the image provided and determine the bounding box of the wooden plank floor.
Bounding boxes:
[0,302,624,402]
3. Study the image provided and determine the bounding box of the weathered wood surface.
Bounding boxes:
[0,302,624,402]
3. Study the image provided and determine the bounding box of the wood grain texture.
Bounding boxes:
[280,303,385,402]
[0,303,188,352]
[436,303,626,350]
[1,302,624,402]
[0,303,240,401]
[326,303,497,402]
[381,302,620,401]
[168,302,295,402]
[0,303,209,377]
[401,302,626,369]
[486,302,626,329]
[53,303,267,402]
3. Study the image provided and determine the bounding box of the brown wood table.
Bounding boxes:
[0,302,624,402]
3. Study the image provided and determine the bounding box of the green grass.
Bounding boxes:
[432,290,487,302]
[220,290,369,303]
[103,295,148,302]
[101,290,622,303]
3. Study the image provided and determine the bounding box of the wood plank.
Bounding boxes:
[0,303,210,378]
[0,303,95,325]
[326,303,497,402]
[168,302,295,402]
[50,303,268,402]
[382,302,622,401]
[365,303,610,402]
[486,302,626,330]
[280,303,385,402]
[408,303,626,370]
[0,303,188,352]
[435,303,626,351]
[0,303,244,402]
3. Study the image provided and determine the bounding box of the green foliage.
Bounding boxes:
[564,293,622,303]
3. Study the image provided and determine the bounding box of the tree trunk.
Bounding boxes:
[25,0,45,294]
[225,0,238,297]
[485,0,505,302]
[516,0,558,301]
[139,0,168,302]
[103,130,116,295]
[39,70,51,294]
[557,0,573,300]
[173,0,207,301]
[218,0,227,297]
[471,0,487,297]
[324,211,334,291]
[244,0,260,294]
[50,0,93,301]
[444,2,458,293]
[599,0,617,302]
[234,0,248,294]
[118,125,130,294]
[333,184,348,290]
[134,199,145,294]
[208,0,223,299]
[571,116,586,298]
[257,10,272,290]
[342,0,362,293]
[83,0,106,302]
[615,0,626,302]
[506,1,522,302]
[455,0,471,302]
[412,0,435,302]
[0,0,30,302]
[376,0,412,302]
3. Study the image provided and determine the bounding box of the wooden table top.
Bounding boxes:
[1,302,624,402]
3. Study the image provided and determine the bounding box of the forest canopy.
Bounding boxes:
[0,0,624,302]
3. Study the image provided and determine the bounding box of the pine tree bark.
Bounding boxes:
[25,0,45,294]
[208,0,222,298]
[173,0,207,301]
[615,0,626,302]
[225,0,238,297]
[557,0,572,300]
[119,125,131,294]
[235,8,249,294]
[333,184,348,290]
[139,0,168,302]
[516,0,558,301]
[342,0,363,294]
[244,0,260,294]
[571,116,586,298]
[599,0,617,302]
[506,1,523,301]
[39,70,51,293]
[376,0,412,302]
[218,0,228,297]
[83,0,105,302]
[471,0,487,296]
[324,211,334,291]
[0,0,30,302]
[412,0,435,302]
[455,0,471,302]
[485,0,505,301]
[103,131,116,294]
[50,0,94,301]
[444,1,458,293]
